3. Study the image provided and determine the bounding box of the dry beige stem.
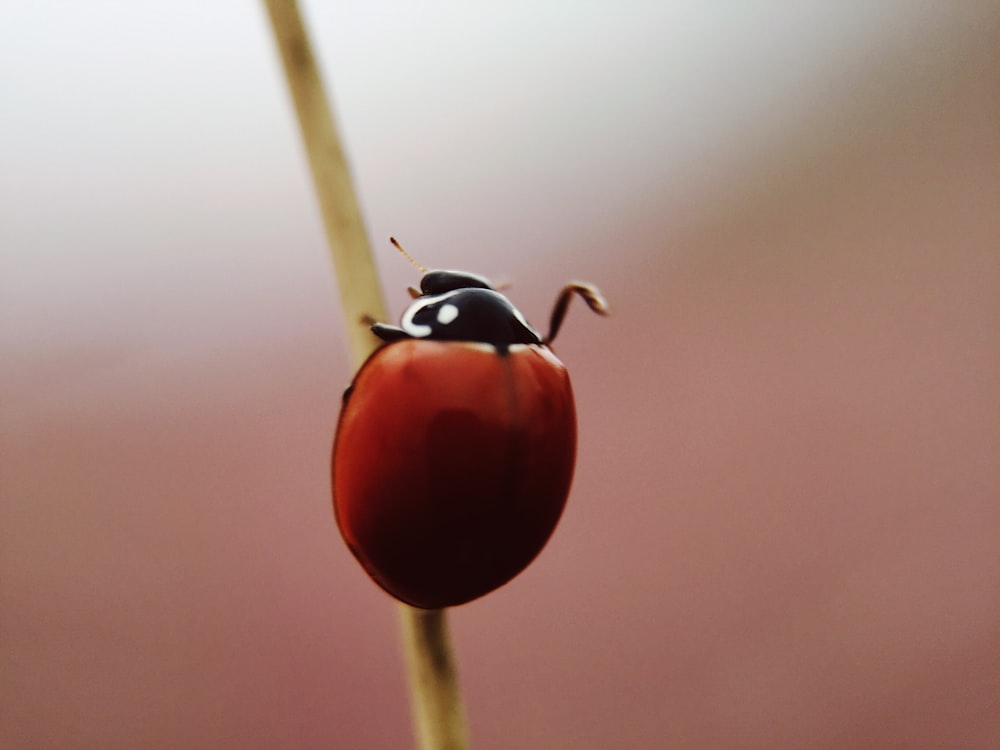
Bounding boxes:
[263,2,470,748]
[264,0,387,365]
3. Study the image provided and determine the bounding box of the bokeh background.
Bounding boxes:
[3,2,999,748]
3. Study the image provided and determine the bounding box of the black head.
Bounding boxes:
[372,269,542,348]
[419,269,494,296]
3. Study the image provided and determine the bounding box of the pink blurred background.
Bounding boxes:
[3,3,999,748]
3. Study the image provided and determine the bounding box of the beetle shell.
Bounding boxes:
[333,339,576,609]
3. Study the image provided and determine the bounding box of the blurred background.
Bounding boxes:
[3,2,999,748]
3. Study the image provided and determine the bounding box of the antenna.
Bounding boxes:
[390,237,427,274]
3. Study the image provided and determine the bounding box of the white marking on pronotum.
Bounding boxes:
[401,290,460,338]
[510,304,540,340]
[400,302,432,337]
[399,287,541,341]
[437,303,459,325]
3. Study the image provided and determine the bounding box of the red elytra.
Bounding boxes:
[332,268,607,609]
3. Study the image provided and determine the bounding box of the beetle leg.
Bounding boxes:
[371,323,413,342]
[544,282,609,344]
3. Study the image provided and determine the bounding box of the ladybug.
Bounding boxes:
[332,251,607,609]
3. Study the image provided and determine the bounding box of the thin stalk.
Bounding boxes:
[400,608,471,750]
[263,0,386,364]
[263,2,470,749]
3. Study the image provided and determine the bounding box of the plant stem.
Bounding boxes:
[263,0,386,364]
[262,2,470,748]
[400,608,471,750]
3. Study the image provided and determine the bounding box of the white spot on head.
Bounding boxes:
[437,303,459,326]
